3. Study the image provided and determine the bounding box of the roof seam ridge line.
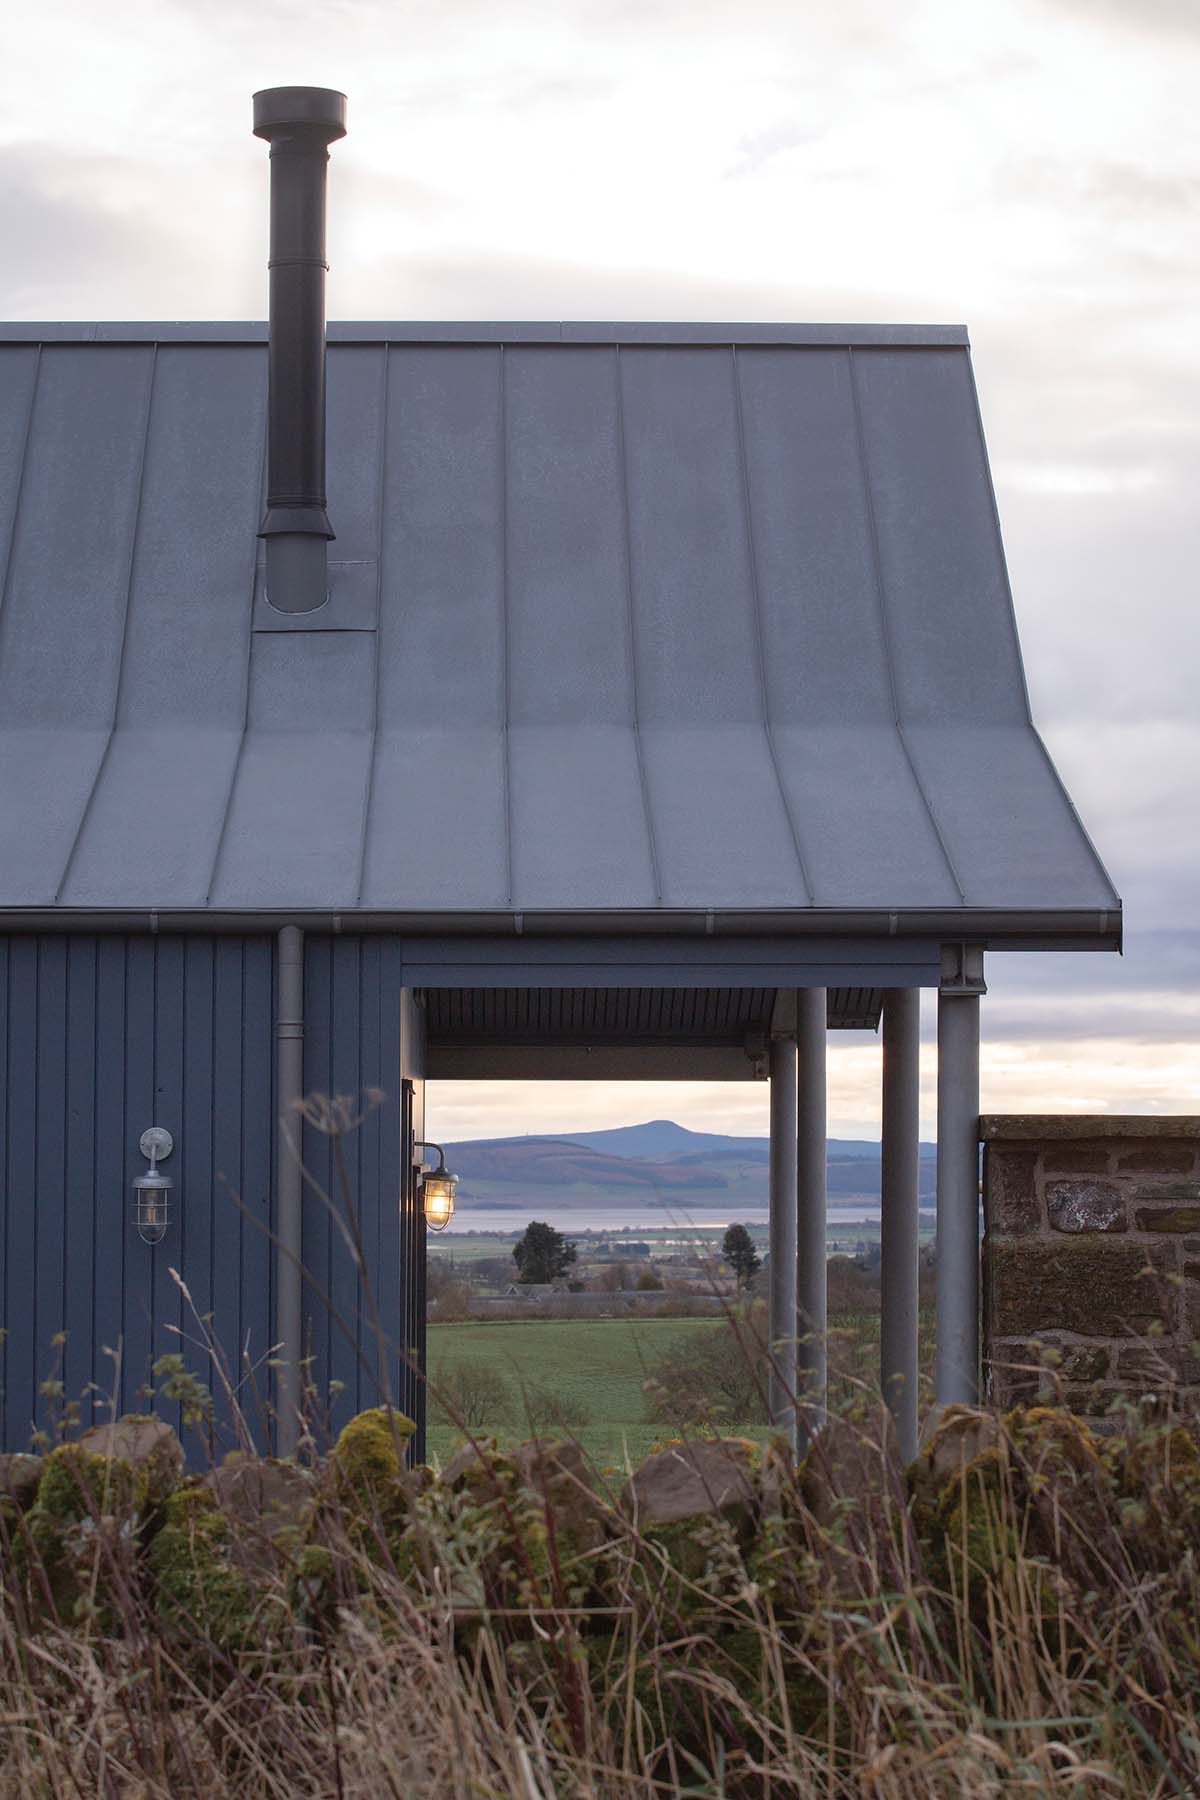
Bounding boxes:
[730,344,816,907]
[613,343,664,907]
[499,344,514,909]
[55,344,159,905]
[352,342,390,909]
[0,343,42,659]
[846,345,968,906]
[204,383,270,905]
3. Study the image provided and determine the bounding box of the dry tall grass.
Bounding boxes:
[4,1378,1200,1798]
[4,1105,1197,1797]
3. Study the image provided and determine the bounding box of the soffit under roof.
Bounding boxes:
[0,323,1119,938]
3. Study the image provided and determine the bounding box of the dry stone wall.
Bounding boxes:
[981,1116,1200,1420]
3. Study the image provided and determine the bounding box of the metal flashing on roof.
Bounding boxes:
[0,320,970,347]
[0,323,1119,939]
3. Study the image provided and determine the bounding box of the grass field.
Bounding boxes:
[426,1315,728,1468]
[426,1311,935,1468]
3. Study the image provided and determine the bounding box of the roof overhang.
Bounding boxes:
[0,907,1121,953]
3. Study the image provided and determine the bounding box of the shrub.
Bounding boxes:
[643,1310,770,1431]
[429,1361,514,1430]
[519,1382,593,1437]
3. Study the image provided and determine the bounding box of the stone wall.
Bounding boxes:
[981,1116,1200,1419]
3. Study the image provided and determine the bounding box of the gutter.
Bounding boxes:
[0,906,1122,950]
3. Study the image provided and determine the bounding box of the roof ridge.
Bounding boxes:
[0,320,971,348]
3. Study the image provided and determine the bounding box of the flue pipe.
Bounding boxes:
[252,86,346,613]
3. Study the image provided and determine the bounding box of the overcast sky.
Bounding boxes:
[2,0,1196,1140]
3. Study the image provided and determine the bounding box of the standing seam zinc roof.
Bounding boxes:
[0,322,1118,928]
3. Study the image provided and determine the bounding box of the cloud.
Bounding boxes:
[1,0,1196,1142]
[1040,0,1200,43]
[723,121,825,182]
[0,148,160,313]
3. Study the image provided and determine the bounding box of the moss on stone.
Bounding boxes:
[328,1407,416,1560]
[332,1407,415,1492]
[19,1446,140,1623]
[35,1445,136,1521]
[149,1481,259,1653]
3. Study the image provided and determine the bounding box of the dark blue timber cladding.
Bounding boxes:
[300,937,423,1449]
[0,934,275,1455]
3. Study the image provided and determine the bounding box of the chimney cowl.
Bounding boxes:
[252,86,347,143]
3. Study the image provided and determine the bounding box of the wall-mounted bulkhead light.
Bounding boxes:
[134,1126,174,1245]
[415,1141,458,1232]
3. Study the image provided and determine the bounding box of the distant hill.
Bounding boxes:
[443,1120,936,1209]
[551,1120,770,1160]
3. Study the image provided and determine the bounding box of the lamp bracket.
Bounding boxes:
[140,1126,174,1163]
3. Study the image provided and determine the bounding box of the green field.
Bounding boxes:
[427,1315,727,1469]
[425,1312,933,1469]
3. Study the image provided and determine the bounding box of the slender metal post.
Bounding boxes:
[276,926,305,1455]
[935,948,984,1407]
[881,987,921,1459]
[796,987,827,1441]
[768,1033,798,1440]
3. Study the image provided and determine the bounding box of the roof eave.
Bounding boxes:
[0,905,1122,951]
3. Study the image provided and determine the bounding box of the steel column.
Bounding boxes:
[768,1032,798,1439]
[881,987,921,1458]
[275,926,305,1455]
[935,951,983,1406]
[796,986,828,1440]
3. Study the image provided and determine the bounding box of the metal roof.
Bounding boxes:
[0,322,1119,939]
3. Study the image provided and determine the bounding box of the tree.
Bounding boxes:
[431,1361,513,1429]
[643,1309,769,1431]
[722,1222,761,1289]
[513,1220,577,1285]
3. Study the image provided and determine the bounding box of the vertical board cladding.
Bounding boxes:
[300,938,425,1454]
[0,935,275,1455]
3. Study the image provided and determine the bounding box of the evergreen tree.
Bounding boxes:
[513,1219,578,1284]
[722,1222,761,1288]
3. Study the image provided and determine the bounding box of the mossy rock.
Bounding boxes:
[1005,1405,1103,1479]
[934,1445,1019,1586]
[34,1443,137,1521]
[332,1407,415,1492]
[78,1415,184,1514]
[20,1446,139,1623]
[206,1456,316,1575]
[513,1439,610,1599]
[292,1543,338,1630]
[439,1435,516,1497]
[621,1437,758,1534]
[328,1407,417,1560]
[149,1481,262,1654]
[0,1453,43,1512]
